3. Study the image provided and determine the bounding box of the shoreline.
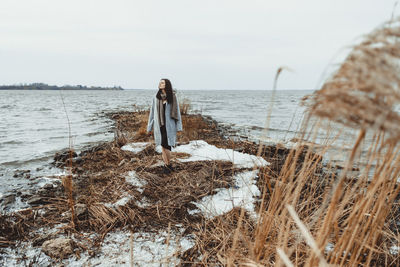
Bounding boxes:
[1,109,398,265]
[0,109,291,265]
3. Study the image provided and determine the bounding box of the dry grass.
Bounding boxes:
[180,97,191,116]
[0,111,252,263]
[303,17,400,142]
[5,18,400,264]
[193,16,400,267]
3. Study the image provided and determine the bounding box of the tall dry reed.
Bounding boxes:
[210,16,400,266]
[59,91,76,228]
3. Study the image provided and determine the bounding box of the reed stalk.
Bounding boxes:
[211,16,400,267]
[59,91,76,228]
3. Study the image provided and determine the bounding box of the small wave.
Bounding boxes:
[36,107,53,111]
[0,155,53,168]
[48,136,68,140]
[35,127,63,132]
[247,125,298,134]
[83,132,104,137]
[0,104,15,109]
[0,140,23,145]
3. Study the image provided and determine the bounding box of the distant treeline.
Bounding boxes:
[0,83,124,90]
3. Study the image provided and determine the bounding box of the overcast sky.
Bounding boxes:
[0,0,396,90]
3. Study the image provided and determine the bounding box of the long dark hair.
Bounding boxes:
[156,78,173,104]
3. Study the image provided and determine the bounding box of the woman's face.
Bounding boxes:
[158,80,166,90]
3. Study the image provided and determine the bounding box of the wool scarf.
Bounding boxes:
[158,92,179,127]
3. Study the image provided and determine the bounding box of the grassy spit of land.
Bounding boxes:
[0,108,399,266]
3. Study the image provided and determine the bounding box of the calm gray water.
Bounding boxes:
[0,89,310,198]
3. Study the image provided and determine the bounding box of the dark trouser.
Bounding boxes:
[160,125,171,151]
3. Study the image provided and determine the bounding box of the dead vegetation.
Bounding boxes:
[0,109,275,265]
[3,100,399,265]
[203,16,400,266]
[173,16,400,266]
[3,17,400,266]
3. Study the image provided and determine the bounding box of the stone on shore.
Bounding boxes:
[0,194,16,208]
[27,196,47,205]
[41,238,75,259]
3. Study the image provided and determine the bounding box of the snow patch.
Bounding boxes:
[65,230,195,266]
[190,170,261,219]
[105,196,132,208]
[114,197,132,207]
[0,242,52,266]
[390,245,400,255]
[174,140,269,168]
[136,197,152,208]
[121,142,149,153]
[125,171,147,193]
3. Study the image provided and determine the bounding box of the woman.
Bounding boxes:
[147,79,183,174]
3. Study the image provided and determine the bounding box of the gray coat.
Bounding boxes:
[146,94,183,147]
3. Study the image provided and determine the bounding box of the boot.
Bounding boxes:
[163,165,171,174]
[167,164,174,172]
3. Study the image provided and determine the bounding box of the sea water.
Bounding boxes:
[0,89,321,196]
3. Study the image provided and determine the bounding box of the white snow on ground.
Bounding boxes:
[121,142,149,153]
[174,141,270,219]
[65,230,195,267]
[0,140,271,265]
[0,243,52,267]
[114,196,132,207]
[105,196,132,208]
[124,171,151,207]
[189,170,261,219]
[390,245,400,255]
[135,197,152,208]
[0,230,195,267]
[173,140,270,168]
[125,171,147,193]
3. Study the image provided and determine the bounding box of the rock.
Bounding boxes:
[234,147,245,152]
[37,188,49,196]
[42,238,75,259]
[20,190,34,200]
[74,156,83,164]
[75,167,84,174]
[1,194,16,206]
[53,149,78,167]
[27,196,47,205]
[62,203,87,219]
[43,183,53,190]
[75,203,87,218]
[32,232,54,247]
[13,169,31,179]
